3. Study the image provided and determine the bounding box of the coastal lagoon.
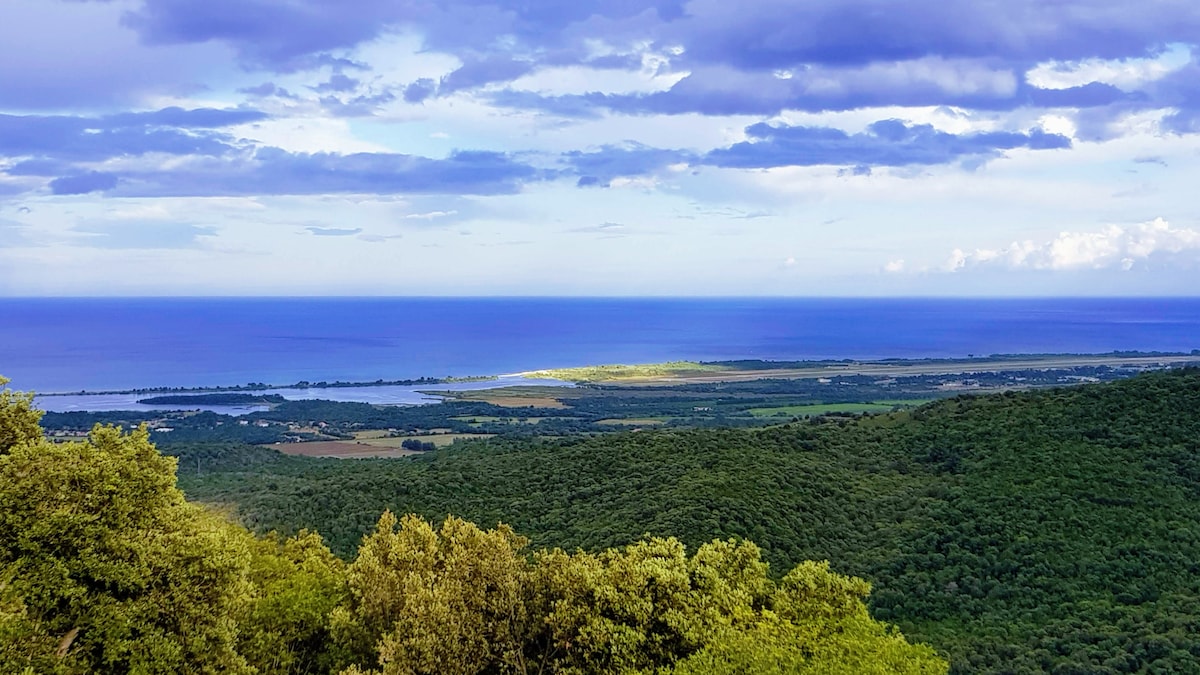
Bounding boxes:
[34,376,573,414]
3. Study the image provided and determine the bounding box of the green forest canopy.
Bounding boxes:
[171,368,1200,674]
[0,375,944,674]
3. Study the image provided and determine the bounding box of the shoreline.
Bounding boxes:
[33,374,499,398]
[27,350,1200,397]
[515,351,1200,384]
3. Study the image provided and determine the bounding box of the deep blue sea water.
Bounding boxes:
[2,298,1198,397]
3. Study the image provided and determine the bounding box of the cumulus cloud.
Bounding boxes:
[945,218,1200,272]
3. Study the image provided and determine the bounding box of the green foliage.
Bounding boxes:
[335,513,942,675]
[0,376,43,454]
[179,368,1200,673]
[0,423,254,672]
[238,530,349,675]
[0,375,939,674]
[0,565,70,675]
[667,612,946,675]
[337,512,533,675]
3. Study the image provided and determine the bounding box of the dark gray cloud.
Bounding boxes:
[0,107,263,162]
[666,1,1200,69]
[314,73,361,93]
[37,0,1199,133]
[116,0,1196,73]
[486,90,604,118]
[704,120,1072,169]
[6,159,74,177]
[105,106,268,128]
[440,56,537,94]
[1152,58,1200,133]
[44,0,1186,133]
[0,98,547,198]
[564,144,695,187]
[49,171,119,195]
[319,89,398,117]
[403,79,438,104]
[120,0,410,71]
[238,82,300,100]
[487,73,1151,119]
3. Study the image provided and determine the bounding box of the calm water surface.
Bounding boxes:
[2,297,1197,397]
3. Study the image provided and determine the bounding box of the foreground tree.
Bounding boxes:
[0,419,256,672]
[336,513,534,675]
[0,377,41,454]
[0,376,947,674]
[0,378,346,674]
[340,512,947,675]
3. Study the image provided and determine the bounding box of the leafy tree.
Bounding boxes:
[0,422,256,672]
[0,376,42,454]
[0,377,355,674]
[336,512,534,675]
[0,564,70,675]
[238,530,349,675]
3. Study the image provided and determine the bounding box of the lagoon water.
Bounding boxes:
[2,297,1199,401]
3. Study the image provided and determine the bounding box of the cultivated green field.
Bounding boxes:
[523,361,728,382]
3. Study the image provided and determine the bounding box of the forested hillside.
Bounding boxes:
[173,368,1200,674]
[0,375,943,674]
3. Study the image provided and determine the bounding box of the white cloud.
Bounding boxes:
[228,116,389,154]
[1025,44,1191,92]
[852,57,1018,98]
[945,217,1200,272]
[506,55,688,96]
[883,258,905,273]
[404,210,458,220]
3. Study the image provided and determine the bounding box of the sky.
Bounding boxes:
[1,1,1199,296]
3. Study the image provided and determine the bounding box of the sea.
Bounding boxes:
[2,297,1198,412]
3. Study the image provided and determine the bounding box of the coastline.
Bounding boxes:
[30,350,1200,397]
[522,352,1200,385]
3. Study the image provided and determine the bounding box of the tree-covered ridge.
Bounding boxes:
[173,369,1200,673]
[0,376,943,674]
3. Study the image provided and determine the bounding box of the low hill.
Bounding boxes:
[175,368,1200,673]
